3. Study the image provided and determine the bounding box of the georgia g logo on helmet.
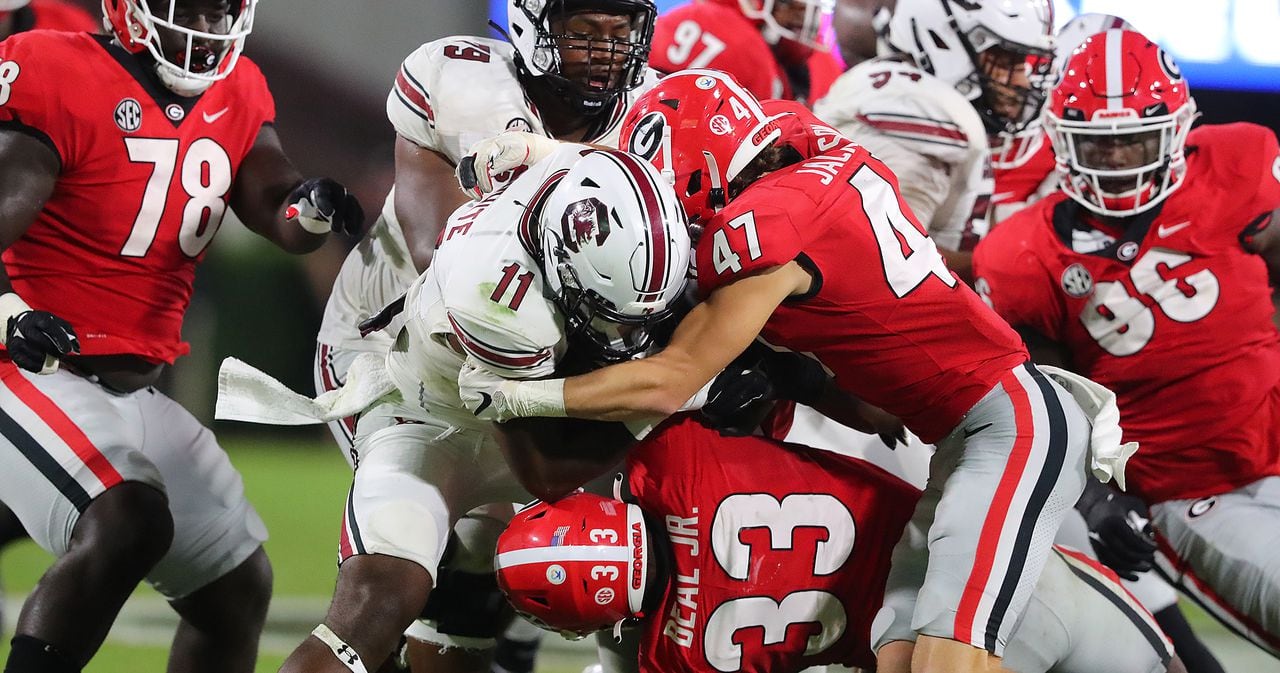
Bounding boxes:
[627,111,667,162]
[560,198,611,253]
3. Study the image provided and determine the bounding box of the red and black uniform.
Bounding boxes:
[0,31,275,363]
[627,417,919,672]
[976,123,1280,504]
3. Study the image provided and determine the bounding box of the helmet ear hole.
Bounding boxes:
[685,170,702,198]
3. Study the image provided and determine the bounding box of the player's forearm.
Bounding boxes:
[563,355,711,422]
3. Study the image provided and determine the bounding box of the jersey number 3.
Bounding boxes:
[122,137,233,258]
[703,493,855,672]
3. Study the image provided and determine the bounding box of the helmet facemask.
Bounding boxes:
[105,0,256,97]
[511,0,655,114]
[1047,103,1196,217]
[738,0,834,50]
[960,34,1052,136]
[550,246,676,362]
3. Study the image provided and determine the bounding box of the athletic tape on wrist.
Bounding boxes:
[503,378,567,418]
[311,624,370,673]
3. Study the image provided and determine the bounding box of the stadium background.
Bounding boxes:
[0,0,1276,670]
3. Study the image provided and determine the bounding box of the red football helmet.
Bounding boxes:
[495,493,651,638]
[708,0,834,50]
[1044,29,1197,217]
[620,69,785,224]
[102,0,257,96]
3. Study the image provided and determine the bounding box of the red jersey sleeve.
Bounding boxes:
[972,209,1065,340]
[695,197,808,297]
[0,32,73,162]
[1215,123,1280,230]
[651,3,780,100]
[30,0,100,32]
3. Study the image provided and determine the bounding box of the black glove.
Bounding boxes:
[700,366,776,436]
[286,177,366,237]
[6,310,79,374]
[1076,481,1157,581]
[750,346,829,406]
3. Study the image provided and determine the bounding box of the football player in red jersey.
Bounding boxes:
[974,29,1280,658]
[0,1,363,671]
[492,417,1183,673]
[0,0,97,39]
[459,69,1097,673]
[649,0,841,105]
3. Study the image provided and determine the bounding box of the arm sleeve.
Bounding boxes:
[386,43,441,151]
[1228,124,1280,232]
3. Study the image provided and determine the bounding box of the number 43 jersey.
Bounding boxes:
[625,416,919,672]
[695,138,1028,443]
[973,123,1280,503]
[0,32,275,363]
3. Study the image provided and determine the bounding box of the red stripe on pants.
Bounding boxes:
[954,368,1036,644]
[0,359,123,490]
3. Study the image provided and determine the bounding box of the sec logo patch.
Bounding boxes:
[114,98,142,132]
[594,587,615,605]
[709,115,732,136]
[1060,263,1094,298]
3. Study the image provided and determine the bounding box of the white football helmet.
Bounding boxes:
[540,149,690,360]
[884,0,1054,135]
[508,0,656,114]
[102,0,257,97]
[0,0,30,11]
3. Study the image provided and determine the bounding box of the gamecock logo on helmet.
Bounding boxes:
[561,197,611,253]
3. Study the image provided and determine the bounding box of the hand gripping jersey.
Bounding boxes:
[383,144,589,427]
[8,0,99,33]
[626,416,919,672]
[814,58,993,252]
[695,138,1028,443]
[650,2,837,105]
[318,36,660,352]
[974,123,1280,503]
[991,131,1058,225]
[0,32,275,363]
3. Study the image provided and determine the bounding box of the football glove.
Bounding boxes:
[699,366,776,436]
[458,358,566,422]
[1077,480,1158,581]
[286,178,365,237]
[6,309,79,375]
[457,131,559,200]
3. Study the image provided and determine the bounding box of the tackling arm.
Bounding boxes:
[393,135,470,272]
[460,262,813,423]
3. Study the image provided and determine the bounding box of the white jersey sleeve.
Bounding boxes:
[814,59,993,250]
[387,36,663,162]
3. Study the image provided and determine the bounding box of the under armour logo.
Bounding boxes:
[336,644,360,665]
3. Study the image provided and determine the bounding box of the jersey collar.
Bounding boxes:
[1051,197,1165,264]
[93,34,202,127]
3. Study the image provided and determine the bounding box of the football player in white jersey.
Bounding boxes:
[257,146,690,673]
[815,0,1053,282]
[317,0,660,465]
[309,1,659,669]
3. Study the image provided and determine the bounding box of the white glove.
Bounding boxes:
[456,131,560,200]
[457,357,567,422]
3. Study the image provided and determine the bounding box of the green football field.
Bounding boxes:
[0,432,1270,672]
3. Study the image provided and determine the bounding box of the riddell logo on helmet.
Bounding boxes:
[631,522,644,590]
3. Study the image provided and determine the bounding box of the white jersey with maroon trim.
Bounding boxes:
[383,145,590,427]
[318,36,660,353]
[813,58,992,252]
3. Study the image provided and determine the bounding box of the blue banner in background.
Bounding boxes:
[492,0,1280,92]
